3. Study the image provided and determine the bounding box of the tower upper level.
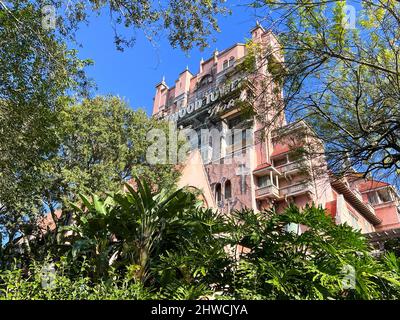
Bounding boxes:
[151,23,284,124]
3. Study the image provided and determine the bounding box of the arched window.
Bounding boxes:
[223,60,228,70]
[199,74,212,87]
[215,183,222,202]
[225,180,232,199]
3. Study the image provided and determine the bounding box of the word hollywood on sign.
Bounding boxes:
[165,77,245,122]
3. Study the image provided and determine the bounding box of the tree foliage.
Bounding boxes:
[0,1,91,246]
[51,179,228,299]
[246,0,400,184]
[1,96,180,258]
[0,0,228,248]
[2,0,228,52]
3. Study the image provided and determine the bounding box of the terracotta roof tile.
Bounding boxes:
[254,162,272,171]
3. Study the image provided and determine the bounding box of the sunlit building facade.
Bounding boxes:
[152,24,400,242]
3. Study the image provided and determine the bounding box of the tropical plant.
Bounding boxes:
[3,177,400,300]
[0,256,156,300]
[225,204,400,300]
[65,178,230,298]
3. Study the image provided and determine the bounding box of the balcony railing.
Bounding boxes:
[255,180,315,200]
[276,159,310,175]
[280,182,314,197]
[255,184,280,199]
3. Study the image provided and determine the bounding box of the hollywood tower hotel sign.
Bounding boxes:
[163,74,245,123]
[152,24,400,240]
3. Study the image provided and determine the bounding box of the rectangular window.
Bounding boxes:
[367,192,379,205]
[258,175,271,188]
[377,189,392,203]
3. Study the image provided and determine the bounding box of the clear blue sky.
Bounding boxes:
[74,4,261,116]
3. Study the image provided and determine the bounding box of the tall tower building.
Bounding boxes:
[152,24,400,244]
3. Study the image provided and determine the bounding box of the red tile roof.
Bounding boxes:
[358,180,389,192]
[253,162,272,172]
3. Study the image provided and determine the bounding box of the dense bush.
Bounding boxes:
[1,181,400,300]
[0,258,155,300]
[226,205,400,300]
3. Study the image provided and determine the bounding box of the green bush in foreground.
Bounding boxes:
[226,205,400,300]
[0,258,155,300]
[1,180,400,300]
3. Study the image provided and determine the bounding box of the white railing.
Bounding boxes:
[277,161,300,173]
[255,184,279,198]
[280,181,314,197]
[276,159,309,174]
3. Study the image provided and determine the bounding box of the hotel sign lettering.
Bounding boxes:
[165,77,244,122]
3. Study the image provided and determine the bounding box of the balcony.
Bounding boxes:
[272,120,309,138]
[280,181,314,198]
[365,188,399,209]
[330,179,381,225]
[277,160,305,174]
[255,184,280,199]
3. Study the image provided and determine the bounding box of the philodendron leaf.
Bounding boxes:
[93,194,106,215]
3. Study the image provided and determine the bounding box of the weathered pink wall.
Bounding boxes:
[374,205,400,231]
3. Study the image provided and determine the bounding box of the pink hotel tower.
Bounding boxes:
[152,24,400,248]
